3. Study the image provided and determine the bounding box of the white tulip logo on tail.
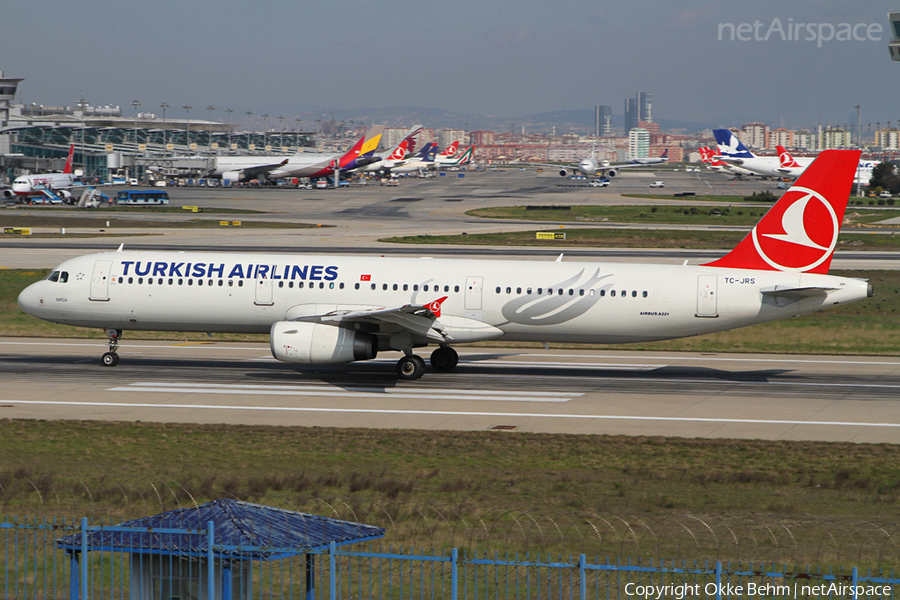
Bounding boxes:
[752,187,838,272]
[425,296,448,317]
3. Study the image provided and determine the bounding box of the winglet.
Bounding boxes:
[702,149,861,274]
[116,243,124,253]
[425,296,449,318]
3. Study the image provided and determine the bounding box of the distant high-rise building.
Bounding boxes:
[624,98,638,136]
[594,105,612,136]
[628,128,650,159]
[637,92,652,123]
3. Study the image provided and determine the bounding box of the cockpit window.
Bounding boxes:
[59,271,69,283]
[46,271,60,282]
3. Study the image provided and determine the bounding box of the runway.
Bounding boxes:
[3,337,899,443]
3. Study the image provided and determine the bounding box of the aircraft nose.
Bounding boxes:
[17,282,43,317]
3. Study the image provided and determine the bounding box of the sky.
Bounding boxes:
[2,0,899,131]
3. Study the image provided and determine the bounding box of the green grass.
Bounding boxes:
[466,205,900,227]
[0,215,324,229]
[382,229,900,249]
[2,420,900,565]
[5,205,264,214]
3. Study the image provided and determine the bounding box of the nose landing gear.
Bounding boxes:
[101,329,122,367]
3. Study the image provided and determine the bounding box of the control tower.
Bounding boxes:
[889,12,900,61]
[0,70,22,128]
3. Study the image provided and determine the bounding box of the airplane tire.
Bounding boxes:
[430,347,459,372]
[397,355,425,380]
[101,352,119,367]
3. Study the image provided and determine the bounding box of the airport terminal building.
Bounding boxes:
[0,71,314,184]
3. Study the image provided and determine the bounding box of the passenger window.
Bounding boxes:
[178,279,183,285]
[444,285,449,292]
[424,285,429,292]
[371,283,376,290]
[568,289,574,296]
[516,287,522,294]
[413,284,419,291]
[600,289,605,297]
[339,282,344,289]
[157,278,163,285]
[643,291,648,298]
[329,282,334,289]
[319,282,325,289]
[558,289,563,295]
[506,287,511,294]
[589,289,594,297]
[610,290,615,297]
[537,288,542,295]
[393,284,398,291]
[527,288,532,295]
[128,277,133,284]
[198,279,203,286]
[289,281,294,288]
[278,281,283,288]
[117,277,123,284]
[138,277,143,284]
[382,283,388,291]
[238,280,243,287]
[454,285,459,293]
[354,283,359,290]
[403,284,408,291]
[495,287,501,294]
[168,278,173,285]
[299,282,304,289]
[188,279,193,286]
[579,289,584,296]
[632,290,637,298]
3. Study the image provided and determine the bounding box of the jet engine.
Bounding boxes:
[606,169,617,177]
[2,189,15,198]
[558,169,568,177]
[270,321,377,364]
[221,171,245,184]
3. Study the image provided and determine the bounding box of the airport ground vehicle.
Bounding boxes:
[589,179,610,187]
[650,181,665,188]
[116,190,170,205]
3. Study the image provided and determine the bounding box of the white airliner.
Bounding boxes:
[698,147,756,177]
[4,145,79,200]
[210,126,385,182]
[17,150,871,380]
[713,129,786,177]
[529,146,650,178]
[776,145,877,186]
[359,125,422,175]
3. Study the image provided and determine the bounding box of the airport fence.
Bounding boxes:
[3,515,900,599]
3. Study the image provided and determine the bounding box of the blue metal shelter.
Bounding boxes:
[56,498,385,600]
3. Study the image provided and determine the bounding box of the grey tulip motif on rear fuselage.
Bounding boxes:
[500,268,612,326]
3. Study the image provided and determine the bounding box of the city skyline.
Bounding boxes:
[1,1,897,131]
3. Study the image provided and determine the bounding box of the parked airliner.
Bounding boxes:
[4,145,79,199]
[17,150,871,380]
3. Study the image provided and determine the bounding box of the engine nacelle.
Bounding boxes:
[221,171,245,184]
[2,189,15,198]
[606,168,617,177]
[558,169,568,177]
[270,321,377,364]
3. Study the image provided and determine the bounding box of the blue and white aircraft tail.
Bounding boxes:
[713,129,756,159]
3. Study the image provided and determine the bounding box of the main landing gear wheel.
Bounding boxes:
[397,355,426,380]
[430,346,459,372]
[101,352,119,367]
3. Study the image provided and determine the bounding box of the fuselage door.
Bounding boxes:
[696,275,718,317]
[89,260,112,301]
[465,276,484,311]
[255,278,274,306]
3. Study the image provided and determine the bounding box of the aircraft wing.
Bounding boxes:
[292,300,503,343]
[295,302,448,342]
[234,159,290,180]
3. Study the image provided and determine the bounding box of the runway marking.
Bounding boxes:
[4,399,900,429]
[108,382,580,403]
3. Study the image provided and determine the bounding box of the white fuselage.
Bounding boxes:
[212,153,343,180]
[717,156,785,178]
[18,251,870,345]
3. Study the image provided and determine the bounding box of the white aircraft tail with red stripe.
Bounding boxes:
[703,149,860,274]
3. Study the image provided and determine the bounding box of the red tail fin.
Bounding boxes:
[438,141,459,157]
[703,149,860,274]
[776,145,800,168]
[63,144,75,174]
[698,147,711,163]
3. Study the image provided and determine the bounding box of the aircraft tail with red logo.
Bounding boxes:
[776,145,801,168]
[437,141,459,157]
[63,144,75,174]
[703,149,861,274]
